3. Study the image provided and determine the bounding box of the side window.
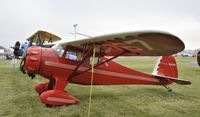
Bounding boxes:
[65,51,78,61]
[90,57,99,65]
[32,42,36,46]
[55,48,64,57]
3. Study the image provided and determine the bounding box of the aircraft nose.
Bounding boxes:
[24,46,42,75]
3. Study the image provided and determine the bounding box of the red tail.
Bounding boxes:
[152,56,178,78]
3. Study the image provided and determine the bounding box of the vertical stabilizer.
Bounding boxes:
[152,56,178,78]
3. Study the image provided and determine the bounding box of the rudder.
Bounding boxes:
[152,56,178,78]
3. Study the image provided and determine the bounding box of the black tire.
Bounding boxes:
[45,104,62,108]
[197,51,200,66]
[46,104,54,108]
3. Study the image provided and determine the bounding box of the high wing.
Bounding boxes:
[27,30,61,43]
[57,31,185,56]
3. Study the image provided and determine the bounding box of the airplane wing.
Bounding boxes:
[27,30,61,43]
[57,31,185,56]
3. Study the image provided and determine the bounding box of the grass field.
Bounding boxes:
[0,57,200,117]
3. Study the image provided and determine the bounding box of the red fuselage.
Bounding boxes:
[23,46,172,106]
[24,46,167,86]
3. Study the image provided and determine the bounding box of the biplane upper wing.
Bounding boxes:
[58,31,185,56]
[27,30,61,43]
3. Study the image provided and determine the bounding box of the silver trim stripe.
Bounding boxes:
[45,61,159,82]
[161,63,176,66]
[47,97,76,103]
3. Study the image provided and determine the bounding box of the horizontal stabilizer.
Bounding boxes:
[155,75,191,85]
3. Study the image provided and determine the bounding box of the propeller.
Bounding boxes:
[19,56,26,74]
[13,41,36,79]
[19,51,36,79]
[13,41,21,58]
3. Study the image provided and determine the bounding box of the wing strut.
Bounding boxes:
[85,52,124,72]
[67,46,93,81]
[68,51,124,82]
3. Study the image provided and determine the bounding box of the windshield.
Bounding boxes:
[52,44,81,61]
[52,44,64,57]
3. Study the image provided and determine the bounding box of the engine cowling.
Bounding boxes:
[24,46,42,74]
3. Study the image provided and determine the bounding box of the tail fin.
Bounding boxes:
[152,56,178,78]
[153,56,191,85]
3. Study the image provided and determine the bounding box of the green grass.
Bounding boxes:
[0,57,200,117]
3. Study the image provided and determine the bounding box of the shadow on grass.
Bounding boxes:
[74,86,194,103]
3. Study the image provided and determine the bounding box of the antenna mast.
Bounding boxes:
[73,24,78,39]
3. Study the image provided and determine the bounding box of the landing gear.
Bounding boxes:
[163,85,172,92]
[40,90,80,107]
[35,82,49,95]
[46,104,54,108]
[38,77,80,107]
[28,72,36,79]
[46,104,62,108]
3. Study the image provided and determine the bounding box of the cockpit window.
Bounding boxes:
[90,57,99,65]
[52,44,82,61]
[65,52,77,61]
[52,44,64,57]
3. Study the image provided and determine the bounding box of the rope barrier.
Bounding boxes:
[87,45,96,117]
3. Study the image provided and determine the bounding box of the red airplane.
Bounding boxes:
[20,31,191,107]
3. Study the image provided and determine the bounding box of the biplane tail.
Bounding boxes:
[153,56,191,85]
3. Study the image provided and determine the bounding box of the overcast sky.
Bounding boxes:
[0,0,199,49]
